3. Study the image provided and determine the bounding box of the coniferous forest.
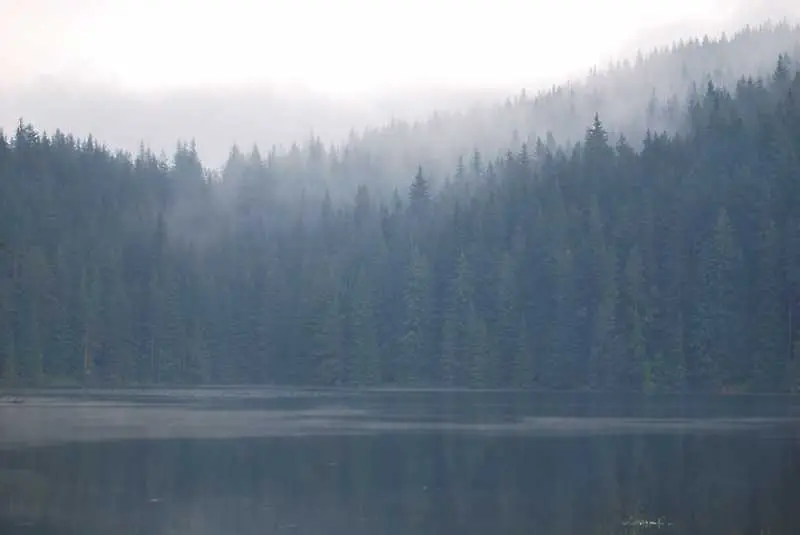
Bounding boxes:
[2,40,800,392]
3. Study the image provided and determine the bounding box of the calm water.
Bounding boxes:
[0,389,798,535]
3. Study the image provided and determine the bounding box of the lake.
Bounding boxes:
[0,388,798,535]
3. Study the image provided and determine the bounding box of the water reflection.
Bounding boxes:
[0,391,798,535]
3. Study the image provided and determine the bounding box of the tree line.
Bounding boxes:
[1,56,800,391]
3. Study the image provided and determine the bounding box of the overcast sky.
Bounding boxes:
[1,0,781,98]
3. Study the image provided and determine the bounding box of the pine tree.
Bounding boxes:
[466,303,493,388]
[409,166,430,207]
[399,245,433,384]
[549,243,581,389]
[440,252,475,386]
[310,291,345,386]
[494,252,520,385]
[688,208,746,390]
[350,268,382,386]
[588,245,620,390]
[621,246,649,390]
[751,220,786,390]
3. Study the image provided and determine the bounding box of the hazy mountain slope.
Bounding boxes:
[4,20,798,191]
[212,21,800,204]
[330,21,800,190]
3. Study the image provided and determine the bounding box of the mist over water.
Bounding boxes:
[1,389,798,535]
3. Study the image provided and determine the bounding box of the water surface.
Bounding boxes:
[1,388,798,535]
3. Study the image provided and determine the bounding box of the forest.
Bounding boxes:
[1,34,800,392]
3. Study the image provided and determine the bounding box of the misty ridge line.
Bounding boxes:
[1,18,798,187]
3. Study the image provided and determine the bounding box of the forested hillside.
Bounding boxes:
[1,52,800,392]
[6,21,800,208]
[247,21,800,202]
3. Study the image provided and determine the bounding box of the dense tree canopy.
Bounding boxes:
[1,47,800,392]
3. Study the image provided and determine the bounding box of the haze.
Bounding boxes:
[1,0,798,165]
[0,0,760,93]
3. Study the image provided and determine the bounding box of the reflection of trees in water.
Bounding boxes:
[0,427,796,535]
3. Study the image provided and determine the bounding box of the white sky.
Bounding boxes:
[0,0,756,97]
